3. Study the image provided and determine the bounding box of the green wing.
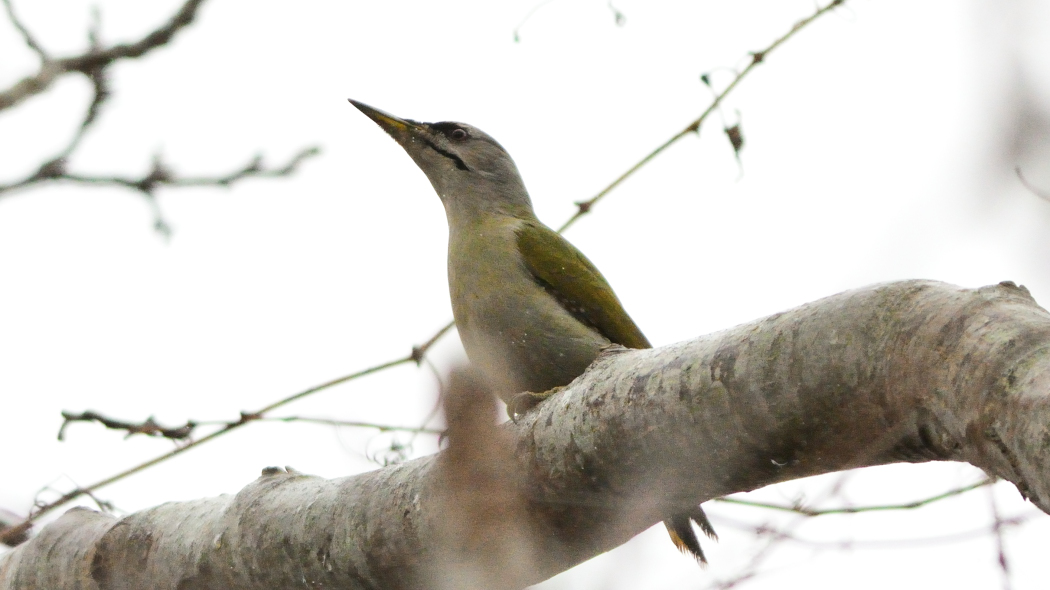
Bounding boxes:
[515,220,651,350]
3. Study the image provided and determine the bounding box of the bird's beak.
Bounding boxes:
[348,99,422,144]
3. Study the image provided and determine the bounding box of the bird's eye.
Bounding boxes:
[450,128,468,141]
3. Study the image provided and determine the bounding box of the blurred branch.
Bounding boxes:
[715,478,994,516]
[0,0,321,235]
[715,511,1036,550]
[59,411,196,441]
[704,475,1000,584]
[706,509,1035,589]
[1,0,49,62]
[1015,166,1050,201]
[0,508,29,547]
[988,485,1013,589]
[0,0,206,111]
[57,148,322,191]
[557,0,845,232]
[272,416,443,435]
[0,147,322,236]
[0,326,451,547]
[512,0,560,43]
[431,367,536,589]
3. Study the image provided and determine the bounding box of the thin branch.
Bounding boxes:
[1,148,321,196]
[713,512,1036,550]
[0,356,407,546]
[0,0,320,236]
[0,323,455,547]
[988,485,1013,590]
[58,411,196,441]
[269,416,443,435]
[715,478,994,516]
[0,146,321,237]
[3,65,112,196]
[512,0,560,43]
[410,320,456,364]
[1,0,49,61]
[557,0,845,233]
[58,410,443,442]
[0,0,207,112]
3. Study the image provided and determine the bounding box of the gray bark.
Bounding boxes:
[2,280,1048,589]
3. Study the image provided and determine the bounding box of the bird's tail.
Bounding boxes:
[663,506,718,565]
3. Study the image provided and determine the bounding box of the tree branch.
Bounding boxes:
[0,327,452,547]
[3,280,1049,588]
[716,477,994,516]
[0,0,206,112]
[1,0,49,61]
[0,0,321,235]
[558,0,845,232]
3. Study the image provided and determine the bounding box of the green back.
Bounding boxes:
[515,220,651,350]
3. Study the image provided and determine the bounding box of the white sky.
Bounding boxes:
[2,0,1050,588]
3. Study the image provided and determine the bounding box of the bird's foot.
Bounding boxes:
[507,386,565,421]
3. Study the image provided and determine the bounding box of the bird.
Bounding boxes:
[348,99,717,564]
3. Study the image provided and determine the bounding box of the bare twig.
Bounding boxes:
[93,148,318,188]
[988,486,1013,590]
[0,145,321,236]
[0,0,207,112]
[713,512,1036,551]
[557,0,845,232]
[1,0,49,61]
[411,320,456,364]
[708,505,1033,589]
[59,410,443,442]
[270,416,443,435]
[0,0,321,235]
[59,411,196,441]
[0,325,453,547]
[715,478,994,516]
[0,148,322,204]
[1,362,399,545]
[2,66,111,196]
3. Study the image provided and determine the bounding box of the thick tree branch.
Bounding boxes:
[3,280,1049,589]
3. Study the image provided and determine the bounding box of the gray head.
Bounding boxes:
[349,100,535,221]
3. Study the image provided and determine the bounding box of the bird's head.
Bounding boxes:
[349,100,534,220]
